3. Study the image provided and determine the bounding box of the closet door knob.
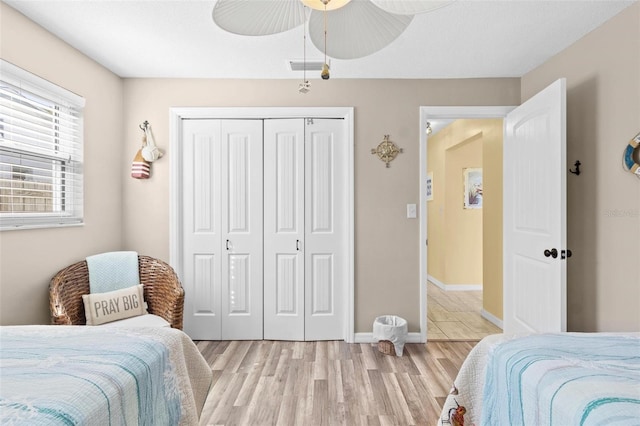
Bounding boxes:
[544,248,558,258]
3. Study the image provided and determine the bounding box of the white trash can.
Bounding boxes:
[373,315,408,356]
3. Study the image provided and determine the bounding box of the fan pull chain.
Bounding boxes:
[321,3,330,80]
[299,6,310,93]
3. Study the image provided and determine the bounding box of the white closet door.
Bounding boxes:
[183,116,345,341]
[182,119,223,340]
[264,119,305,340]
[182,119,263,340]
[220,119,264,340]
[305,119,346,340]
[264,118,347,341]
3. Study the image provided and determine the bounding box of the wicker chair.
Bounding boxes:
[50,255,184,329]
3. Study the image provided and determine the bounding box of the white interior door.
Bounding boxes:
[503,78,567,334]
[264,119,305,340]
[182,119,222,340]
[181,114,348,341]
[304,119,346,340]
[182,119,263,340]
[264,118,347,341]
[220,120,263,340]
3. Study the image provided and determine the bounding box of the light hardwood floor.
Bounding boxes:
[196,340,476,426]
[427,281,502,340]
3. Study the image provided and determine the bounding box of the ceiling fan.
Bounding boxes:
[212,0,454,62]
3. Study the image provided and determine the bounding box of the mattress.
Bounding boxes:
[439,332,640,426]
[0,325,212,425]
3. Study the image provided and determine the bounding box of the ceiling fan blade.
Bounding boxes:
[212,0,305,36]
[308,0,413,60]
[370,0,454,15]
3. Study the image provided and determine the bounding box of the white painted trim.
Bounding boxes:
[481,309,504,330]
[354,332,423,344]
[427,275,446,290]
[419,106,515,344]
[428,276,482,291]
[346,112,355,344]
[445,284,482,291]
[169,107,355,343]
[169,109,182,277]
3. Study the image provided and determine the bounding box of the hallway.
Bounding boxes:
[427,281,502,340]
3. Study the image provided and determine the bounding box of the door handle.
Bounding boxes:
[544,248,558,258]
[561,249,572,260]
[296,240,301,251]
[226,239,230,251]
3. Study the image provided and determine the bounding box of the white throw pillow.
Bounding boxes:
[82,285,147,325]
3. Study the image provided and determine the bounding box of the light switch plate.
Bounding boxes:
[407,203,417,218]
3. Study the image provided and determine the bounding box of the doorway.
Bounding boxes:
[419,107,514,342]
[425,117,503,340]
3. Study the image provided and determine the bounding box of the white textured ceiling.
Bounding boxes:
[3,0,636,79]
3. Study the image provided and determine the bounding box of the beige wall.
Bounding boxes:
[481,120,504,320]
[3,1,636,333]
[122,78,520,333]
[0,4,124,324]
[0,3,521,330]
[522,3,640,331]
[427,122,484,286]
[426,130,446,281]
[445,130,483,285]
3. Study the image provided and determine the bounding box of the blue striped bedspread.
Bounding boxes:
[481,333,640,425]
[0,326,183,425]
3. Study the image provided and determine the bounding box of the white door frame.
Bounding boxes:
[170,107,355,342]
[419,106,515,342]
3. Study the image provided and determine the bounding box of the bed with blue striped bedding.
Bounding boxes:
[0,326,212,425]
[439,333,640,426]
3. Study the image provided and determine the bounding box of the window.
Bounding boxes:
[0,60,84,230]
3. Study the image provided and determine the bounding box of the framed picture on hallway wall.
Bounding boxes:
[463,168,482,209]
[426,172,433,201]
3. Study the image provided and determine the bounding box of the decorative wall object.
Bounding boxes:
[140,122,163,162]
[463,168,482,209]
[426,172,433,201]
[622,131,640,179]
[371,134,403,168]
[131,121,163,180]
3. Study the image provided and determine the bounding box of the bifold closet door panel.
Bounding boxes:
[182,119,223,340]
[304,119,347,341]
[182,119,264,341]
[220,119,264,340]
[183,116,347,342]
[264,119,305,340]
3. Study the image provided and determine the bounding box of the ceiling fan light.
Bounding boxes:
[309,1,413,59]
[301,0,352,11]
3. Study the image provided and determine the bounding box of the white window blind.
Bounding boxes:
[0,60,85,230]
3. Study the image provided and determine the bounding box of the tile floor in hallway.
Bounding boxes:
[427,280,503,340]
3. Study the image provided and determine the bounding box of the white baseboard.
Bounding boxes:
[428,275,482,291]
[354,332,424,344]
[481,309,503,329]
